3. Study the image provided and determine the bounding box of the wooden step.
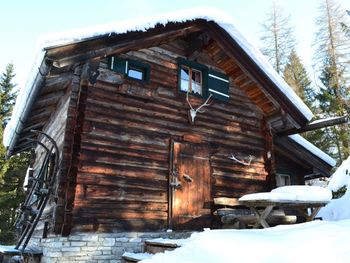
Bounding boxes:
[122,252,153,263]
[145,238,182,254]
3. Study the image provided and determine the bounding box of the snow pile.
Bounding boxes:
[4,6,313,149]
[318,190,350,221]
[141,220,350,263]
[239,186,332,203]
[318,156,350,221]
[327,156,350,191]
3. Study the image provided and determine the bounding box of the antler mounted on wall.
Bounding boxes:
[228,154,253,166]
[186,90,212,124]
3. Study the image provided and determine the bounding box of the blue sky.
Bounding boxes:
[1,0,349,89]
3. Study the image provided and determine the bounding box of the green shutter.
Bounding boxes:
[207,69,230,102]
[108,56,127,74]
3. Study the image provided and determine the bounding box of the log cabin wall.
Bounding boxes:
[70,38,272,232]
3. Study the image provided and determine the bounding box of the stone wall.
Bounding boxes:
[28,231,191,263]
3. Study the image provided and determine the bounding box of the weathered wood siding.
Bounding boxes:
[31,72,74,232]
[71,41,271,231]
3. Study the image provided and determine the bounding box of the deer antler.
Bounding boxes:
[228,154,253,166]
[186,90,212,123]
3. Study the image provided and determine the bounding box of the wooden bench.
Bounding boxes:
[213,197,297,229]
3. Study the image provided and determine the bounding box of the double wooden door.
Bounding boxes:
[170,141,211,229]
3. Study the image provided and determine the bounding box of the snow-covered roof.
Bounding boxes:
[288,134,336,167]
[3,7,313,151]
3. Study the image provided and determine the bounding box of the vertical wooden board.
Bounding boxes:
[171,141,211,229]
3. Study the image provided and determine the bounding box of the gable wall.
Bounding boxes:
[71,41,272,232]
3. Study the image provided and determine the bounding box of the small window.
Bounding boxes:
[108,56,150,82]
[180,66,203,95]
[127,67,144,80]
[276,173,291,187]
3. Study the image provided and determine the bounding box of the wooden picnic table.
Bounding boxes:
[239,199,329,229]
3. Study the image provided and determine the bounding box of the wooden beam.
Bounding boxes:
[278,115,349,136]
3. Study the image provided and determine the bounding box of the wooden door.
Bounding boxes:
[170,141,211,229]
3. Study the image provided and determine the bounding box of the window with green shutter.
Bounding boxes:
[177,58,230,102]
[108,56,150,82]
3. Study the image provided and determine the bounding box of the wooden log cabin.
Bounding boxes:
[3,8,335,260]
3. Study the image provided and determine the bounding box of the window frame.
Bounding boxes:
[177,58,209,99]
[108,56,150,83]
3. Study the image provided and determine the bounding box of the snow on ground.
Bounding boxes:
[140,220,350,263]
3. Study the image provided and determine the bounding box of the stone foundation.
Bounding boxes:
[28,231,192,263]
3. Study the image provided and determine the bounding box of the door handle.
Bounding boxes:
[183,174,193,183]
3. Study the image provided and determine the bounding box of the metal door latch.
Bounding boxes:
[170,178,181,189]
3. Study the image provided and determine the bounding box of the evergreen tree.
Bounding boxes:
[260,2,296,74]
[0,64,29,244]
[0,64,17,126]
[313,0,350,163]
[0,125,28,244]
[283,50,315,109]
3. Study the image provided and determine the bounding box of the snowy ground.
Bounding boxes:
[141,163,350,263]
[141,220,350,263]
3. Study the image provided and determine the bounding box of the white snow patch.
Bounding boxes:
[318,190,350,221]
[317,157,350,221]
[0,245,19,253]
[123,252,153,261]
[140,220,350,263]
[239,186,332,203]
[327,156,350,191]
[271,185,332,202]
[4,6,313,150]
[288,134,336,167]
[146,238,184,246]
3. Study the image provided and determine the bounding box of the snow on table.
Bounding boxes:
[140,220,350,263]
[239,186,332,203]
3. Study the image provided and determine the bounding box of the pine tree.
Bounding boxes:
[0,64,29,244]
[341,10,350,36]
[313,0,350,163]
[283,50,315,109]
[0,125,28,244]
[260,2,296,74]
[0,64,17,126]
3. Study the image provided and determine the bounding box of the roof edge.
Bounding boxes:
[288,134,337,167]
